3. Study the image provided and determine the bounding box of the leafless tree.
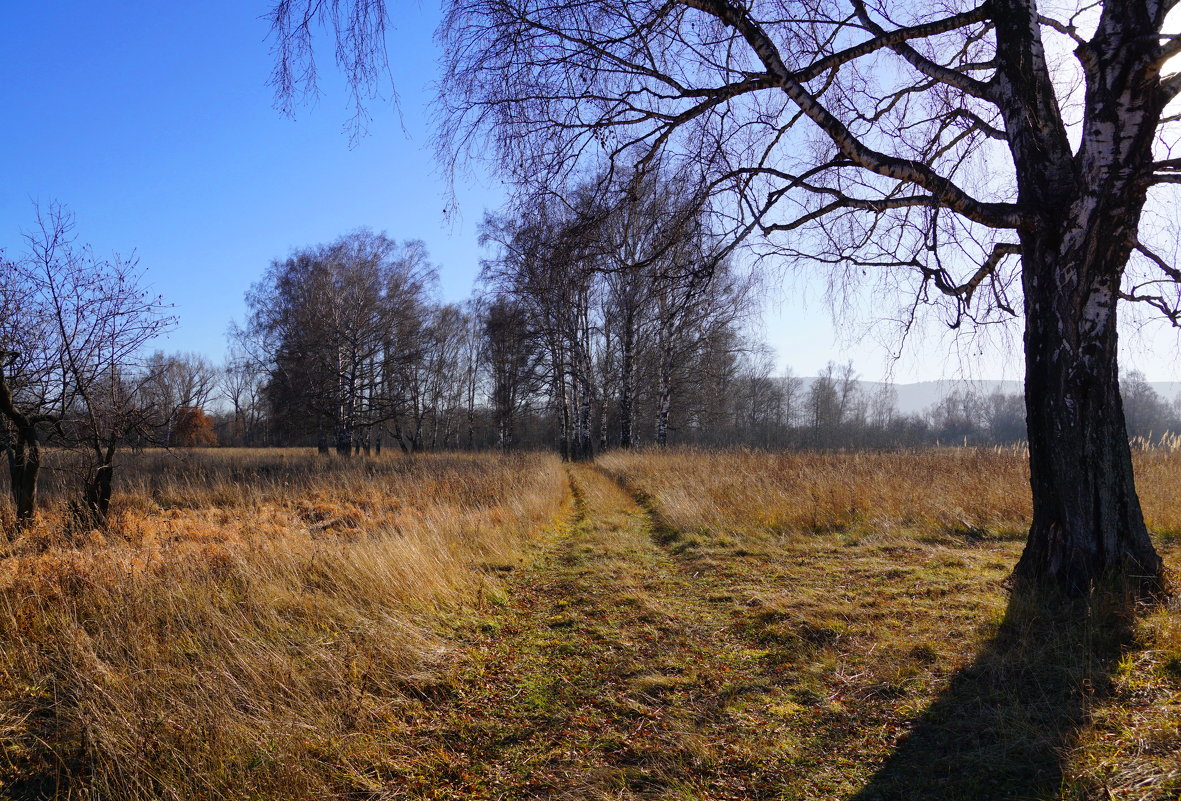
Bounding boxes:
[481,298,544,450]
[1121,370,1179,439]
[806,364,841,436]
[458,299,485,449]
[0,248,57,528]
[141,351,219,447]
[600,207,657,448]
[729,345,787,443]
[220,345,269,446]
[598,166,752,447]
[984,390,1028,444]
[479,169,756,452]
[650,244,751,446]
[375,253,458,455]
[431,0,1178,595]
[245,231,437,455]
[868,382,899,430]
[1,205,173,529]
[429,304,480,450]
[780,367,805,429]
[266,0,393,138]
[480,196,600,458]
[383,300,469,454]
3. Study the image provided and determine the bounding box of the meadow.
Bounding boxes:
[0,447,1178,799]
[0,449,569,799]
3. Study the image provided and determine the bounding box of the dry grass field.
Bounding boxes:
[0,449,568,799]
[0,446,1178,800]
[596,448,1181,800]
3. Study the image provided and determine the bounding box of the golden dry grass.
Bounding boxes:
[0,449,568,800]
[598,446,1181,542]
[597,447,1181,800]
[1,446,1179,800]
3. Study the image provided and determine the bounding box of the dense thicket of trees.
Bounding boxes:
[236,231,483,454]
[476,171,755,458]
[216,216,1181,454]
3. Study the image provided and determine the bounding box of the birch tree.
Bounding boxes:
[435,0,1181,596]
[481,298,544,450]
[269,0,1181,594]
[481,197,594,458]
[246,231,437,455]
[220,346,268,446]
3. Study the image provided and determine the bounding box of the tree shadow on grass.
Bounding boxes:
[851,587,1136,801]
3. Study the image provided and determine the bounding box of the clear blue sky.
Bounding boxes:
[0,1,501,361]
[3,2,1178,383]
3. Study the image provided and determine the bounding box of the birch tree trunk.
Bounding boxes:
[619,315,635,448]
[1013,188,1164,593]
[335,424,352,457]
[656,336,673,448]
[557,365,571,461]
[577,389,593,460]
[1016,251,1161,593]
[1004,1,1168,595]
[576,351,595,460]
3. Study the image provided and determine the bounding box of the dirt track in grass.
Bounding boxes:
[382,465,821,799]
[379,462,1180,801]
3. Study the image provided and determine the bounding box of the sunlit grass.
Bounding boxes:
[598,447,1181,800]
[0,448,568,799]
[1,446,1178,799]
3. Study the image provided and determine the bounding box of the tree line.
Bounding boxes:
[0,207,174,530]
[10,201,1181,519]
[8,197,1181,541]
[213,189,1181,455]
[207,169,744,457]
[222,164,1181,459]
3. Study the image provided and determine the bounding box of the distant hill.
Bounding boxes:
[793,378,1181,416]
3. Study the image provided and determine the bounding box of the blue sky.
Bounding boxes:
[1,1,501,359]
[2,2,1179,384]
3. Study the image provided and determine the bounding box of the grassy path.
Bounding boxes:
[380,463,1152,801]
[383,465,811,800]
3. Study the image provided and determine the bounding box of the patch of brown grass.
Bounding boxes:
[599,446,1033,540]
[3,446,1179,799]
[0,449,568,800]
[598,447,1181,800]
[600,446,1181,542]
